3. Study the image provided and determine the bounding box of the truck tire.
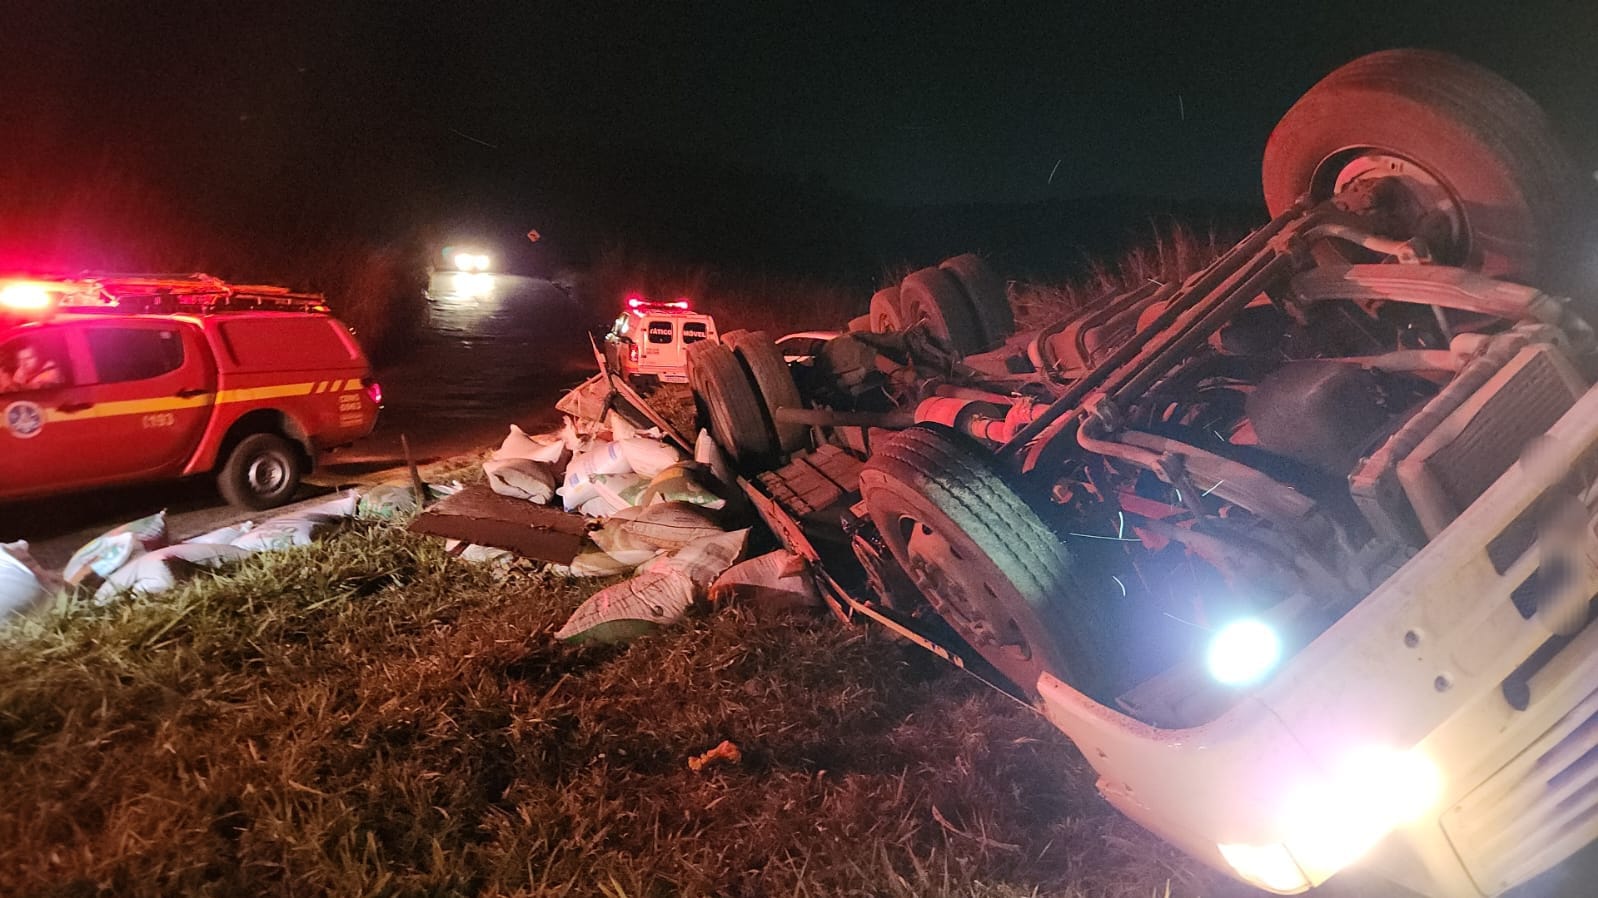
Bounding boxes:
[218,433,304,510]
[940,253,1014,350]
[868,286,905,333]
[860,425,1098,698]
[899,267,985,356]
[724,330,808,455]
[1263,49,1579,283]
[687,340,777,470]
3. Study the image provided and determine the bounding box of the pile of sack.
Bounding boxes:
[0,485,459,623]
[483,413,733,517]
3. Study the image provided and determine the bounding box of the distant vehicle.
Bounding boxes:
[775,330,840,365]
[0,274,382,509]
[686,52,1598,897]
[603,295,717,387]
[443,248,492,272]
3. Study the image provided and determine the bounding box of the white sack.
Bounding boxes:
[496,424,570,467]
[554,568,697,643]
[639,463,725,509]
[557,440,634,511]
[638,528,749,588]
[183,522,254,545]
[590,472,648,510]
[594,502,725,554]
[231,513,340,552]
[0,541,51,617]
[616,437,685,478]
[566,546,646,577]
[94,543,251,604]
[64,510,169,588]
[300,488,359,517]
[578,495,629,518]
[709,550,819,612]
[694,428,737,491]
[484,457,557,504]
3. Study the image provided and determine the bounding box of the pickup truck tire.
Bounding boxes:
[860,425,1095,698]
[724,330,808,455]
[940,253,1014,350]
[900,267,984,356]
[1263,49,1578,283]
[868,286,905,333]
[687,340,778,470]
[217,433,303,510]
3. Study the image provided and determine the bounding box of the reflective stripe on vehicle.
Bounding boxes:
[42,379,362,423]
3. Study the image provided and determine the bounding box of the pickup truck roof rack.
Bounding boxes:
[3,273,331,316]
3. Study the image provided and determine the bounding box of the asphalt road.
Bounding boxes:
[7,272,599,568]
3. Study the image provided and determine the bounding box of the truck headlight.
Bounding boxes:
[1219,747,1442,893]
[1217,841,1310,893]
[1206,618,1281,686]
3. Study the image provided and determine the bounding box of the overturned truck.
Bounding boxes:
[686,52,1598,896]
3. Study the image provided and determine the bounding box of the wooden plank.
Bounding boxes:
[407,483,589,564]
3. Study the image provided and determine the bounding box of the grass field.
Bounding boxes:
[0,518,1242,898]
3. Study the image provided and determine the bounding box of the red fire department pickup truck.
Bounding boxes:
[0,274,381,509]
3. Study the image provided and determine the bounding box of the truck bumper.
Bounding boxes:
[1039,381,1598,896]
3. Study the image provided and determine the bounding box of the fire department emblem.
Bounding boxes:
[5,401,43,439]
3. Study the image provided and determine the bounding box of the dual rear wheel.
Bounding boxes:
[686,330,808,471]
[871,254,1015,355]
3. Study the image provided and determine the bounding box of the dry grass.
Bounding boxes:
[578,246,862,338]
[1010,221,1229,332]
[0,521,1233,898]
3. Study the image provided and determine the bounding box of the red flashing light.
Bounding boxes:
[0,282,56,312]
[625,294,692,312]
[628,342,640,363]
[363,377,384,407]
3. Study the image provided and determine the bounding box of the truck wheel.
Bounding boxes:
[868,286,904,333]
[724,330,808,455]
[899,267,984,356]
[860,425,1097,698]
[1263,49,1579,283]
[218,433,303,510]
[687,340,777,470]
[940,253,1014,350]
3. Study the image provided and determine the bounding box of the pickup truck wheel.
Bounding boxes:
[869,286,904,333]
[940,253,1014,350]
[1263,49,1579,282]
[723,329,808,455]
[687,340,778,470]
[218,433,303,510]
[860,425,1097,698]
[899,267,984,356]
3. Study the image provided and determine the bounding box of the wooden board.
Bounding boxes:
[408,483,589,563]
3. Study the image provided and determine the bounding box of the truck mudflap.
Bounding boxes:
[1037,380,1598,896]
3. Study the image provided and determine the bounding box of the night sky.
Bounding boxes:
[3,1,1597,272]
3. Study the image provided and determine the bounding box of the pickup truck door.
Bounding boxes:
[71,321,216,480]
[0,325,102,496]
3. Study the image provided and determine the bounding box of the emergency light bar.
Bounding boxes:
[625,295,692,311]
[0,282,57,311]
[0,274,330,316]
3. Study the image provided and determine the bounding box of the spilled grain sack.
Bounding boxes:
[555,568,697,643]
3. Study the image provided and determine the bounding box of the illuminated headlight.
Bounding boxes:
[1217,842,1309,893]
[1205,618,1281,686]
[1219,747,1442,893]
[452,252,491,272]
